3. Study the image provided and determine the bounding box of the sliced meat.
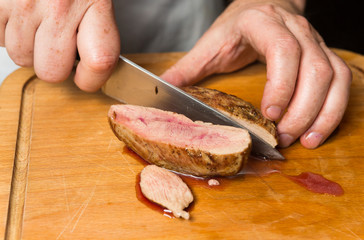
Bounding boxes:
[139,165,193,219]
[183,86,278,147]
[108,104,251,177]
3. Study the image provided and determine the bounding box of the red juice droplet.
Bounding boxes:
[283,172,344,196]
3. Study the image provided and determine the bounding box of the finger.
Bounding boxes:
[300,43,352,148]
[74,1,120,92]
[0,1,10,46]
[259,35,301,121]
[236,8,301,121]
[160,23,258,87]
[33,15,77,82]
[4,2,40,66]
[276,16,334,147]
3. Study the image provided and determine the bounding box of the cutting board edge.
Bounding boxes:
[0,68,37,240]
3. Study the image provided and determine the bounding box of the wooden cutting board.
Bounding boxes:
[0,50,364,239]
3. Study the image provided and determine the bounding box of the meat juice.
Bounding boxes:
[125,147,344,217]
[282,172,344,196]
[242,157,344,196]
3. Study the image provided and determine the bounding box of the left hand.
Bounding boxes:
[160,0,352,149]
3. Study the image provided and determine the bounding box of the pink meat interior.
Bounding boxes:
[109,105,250,154]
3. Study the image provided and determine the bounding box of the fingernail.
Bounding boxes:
[278,133,294,148]
[305,132,323,149]
[266,106,282,120]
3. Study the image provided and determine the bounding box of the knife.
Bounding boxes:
[102,56,284,160]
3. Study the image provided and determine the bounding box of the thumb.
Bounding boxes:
[160,24,233,87]
[160,27,257,87]
[159,46,211,87]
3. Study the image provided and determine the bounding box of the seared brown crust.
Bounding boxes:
[183,86,278,147]
[109,115,251,177]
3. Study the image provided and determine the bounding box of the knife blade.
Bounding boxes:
[102,56,284,160]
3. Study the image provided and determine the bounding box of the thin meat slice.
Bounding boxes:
[139,165,193,219]
[183,86,278,147]
[108,104,251,177]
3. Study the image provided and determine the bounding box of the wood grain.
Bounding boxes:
[0,50,363,239]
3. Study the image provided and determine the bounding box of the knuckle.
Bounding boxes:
[85,54,118,73]
[276,36,300,54]
[238,9,259,25]
[295,15,312,32]
[311,60,333,80]
[268,35,301,59]
[50,0,73,17]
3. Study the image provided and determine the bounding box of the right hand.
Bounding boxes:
[0,0,120,92]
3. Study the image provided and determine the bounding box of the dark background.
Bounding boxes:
[305,0,364,55]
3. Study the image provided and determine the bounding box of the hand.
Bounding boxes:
[0,0,120,92]
[161,0,352,149]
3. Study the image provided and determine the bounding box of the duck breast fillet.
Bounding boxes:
[108,104,251,177]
